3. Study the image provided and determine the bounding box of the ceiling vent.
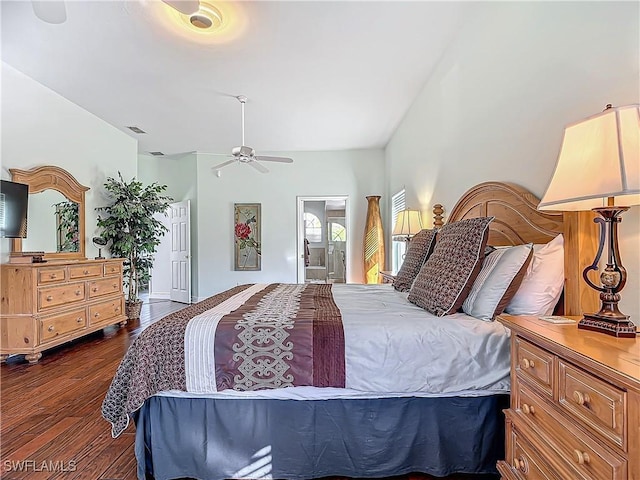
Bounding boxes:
[148,152,165,156]
[126,126,147,134]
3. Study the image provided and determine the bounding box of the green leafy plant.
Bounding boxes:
[54,200,79,252]
[95,173,172,304]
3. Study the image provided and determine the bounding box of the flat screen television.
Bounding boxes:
[0,179,29,238]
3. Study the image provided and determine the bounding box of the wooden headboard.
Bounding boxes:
[440,181,598,316]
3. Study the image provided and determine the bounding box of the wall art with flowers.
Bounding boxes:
[233,203,261,271]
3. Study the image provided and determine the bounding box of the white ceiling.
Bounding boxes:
[1,1,470,156]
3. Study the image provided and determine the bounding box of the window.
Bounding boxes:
[391,189,406,273]
[330,222,346,242]
[304,212,322,243]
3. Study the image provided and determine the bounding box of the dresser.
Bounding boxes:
[496,315,639,480]
[0,258,127,364]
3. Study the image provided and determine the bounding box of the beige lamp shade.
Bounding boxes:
[538,104,640,211]
[392,209,423,238]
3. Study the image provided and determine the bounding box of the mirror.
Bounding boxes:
[10,165,88,260]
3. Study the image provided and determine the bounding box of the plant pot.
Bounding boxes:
[125,300,143,320]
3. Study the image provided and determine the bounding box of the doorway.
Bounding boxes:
[297,196,349,284]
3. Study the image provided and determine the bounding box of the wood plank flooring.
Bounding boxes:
[1,296,498,480]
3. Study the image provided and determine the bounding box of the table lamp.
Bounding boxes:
[392,209,423,242]
[539,104,639,337]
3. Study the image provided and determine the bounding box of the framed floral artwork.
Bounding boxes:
[234,203,261,271]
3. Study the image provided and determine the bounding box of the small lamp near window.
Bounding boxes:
[392,209,423,242]
[538,103,639,337]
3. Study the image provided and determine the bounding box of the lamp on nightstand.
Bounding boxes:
[538,103,639,337]
[392,209,423,242]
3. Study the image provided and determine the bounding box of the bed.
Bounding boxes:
[102,181,596,480]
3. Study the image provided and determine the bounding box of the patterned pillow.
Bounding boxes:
[408,217,494,316]
[392,229,438,292]
[462,243,534,321]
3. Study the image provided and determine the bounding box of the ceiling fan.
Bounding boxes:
[206,95,293,176]
[31,0,200,24]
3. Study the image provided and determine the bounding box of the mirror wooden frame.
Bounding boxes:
[10,165,89,260]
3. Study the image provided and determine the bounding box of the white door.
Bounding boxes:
[170,200,191,304]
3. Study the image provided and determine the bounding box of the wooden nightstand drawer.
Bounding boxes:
[38,283,86,310]
[37,267,67,285]
[40,308,86,342]
[508,424,558,480]
[88,298,124,325]
[69,263,103,279]
[88,277,121,298]
[516,382,626,480]
[559,360,625,449]
[515,337,554,397]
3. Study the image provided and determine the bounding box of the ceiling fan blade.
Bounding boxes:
[249,161,269,173]
[211,159,237,170]
[161,0,200,15]
[254,156,293,163]
[32,1,67,24]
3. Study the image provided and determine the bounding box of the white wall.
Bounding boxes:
[195,149,384,299]
[385,2,640,319]
[1,63,138,260]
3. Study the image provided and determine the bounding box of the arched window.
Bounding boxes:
[304,213,322,243]
[330,222,346,242]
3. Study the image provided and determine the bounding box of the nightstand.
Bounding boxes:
[379,271,395,284]
[496,314,639,480]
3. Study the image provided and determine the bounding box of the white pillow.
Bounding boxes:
[505,234,565,316]
[463,243,534,321]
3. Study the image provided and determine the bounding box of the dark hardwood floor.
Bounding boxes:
[1,296,499,480]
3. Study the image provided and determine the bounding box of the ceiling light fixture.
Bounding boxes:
[183,2,223,31]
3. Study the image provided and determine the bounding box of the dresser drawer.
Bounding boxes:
[104,263,122,276]
[88,277,122,298]
[38,283,86,310]
[37,267,67,285]
[515,337,554,397]
[88,297,124,325]
[517,381,626,480]
[40,308,87,342]
[69,264,103,279]
[559,360,626,449]
[508,423,558,480]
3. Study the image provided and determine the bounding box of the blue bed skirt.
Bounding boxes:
[133,394,508,480]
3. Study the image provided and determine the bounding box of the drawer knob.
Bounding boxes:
[48,325,54,332]
[513,456,528,473]
[573,390,591,406]
[521,358,535,369]
[83,270,89,275]
[50,274,57,279]
[76,317,83,324]
[46,295,53,302]
[574,449,591,465]
[522,403,535,415]
[92,287,99,292]
[94,312,100,318]
[115,306,120,312]
[75,290,82,296]
[113,284,118,289]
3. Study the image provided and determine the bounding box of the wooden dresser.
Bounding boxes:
[0,258,127,363]
[497,315,639,480]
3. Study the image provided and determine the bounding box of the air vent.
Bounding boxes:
[126,126,147,134]
[148,152,165,156]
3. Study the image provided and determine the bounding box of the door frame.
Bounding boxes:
[296,195,350,284]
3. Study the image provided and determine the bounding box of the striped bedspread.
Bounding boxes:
[102,283,345,437]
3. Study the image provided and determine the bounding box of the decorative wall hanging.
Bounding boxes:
[363,195,385,283]
[234,203,261,271]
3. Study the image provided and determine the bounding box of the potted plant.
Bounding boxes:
[95,172,172,319]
